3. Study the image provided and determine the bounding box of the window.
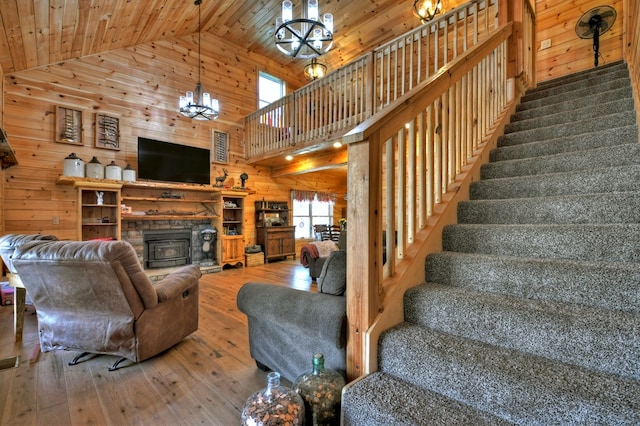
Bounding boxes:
[293,196,334,239]
[258,71,286,127]
[258,71,285,108]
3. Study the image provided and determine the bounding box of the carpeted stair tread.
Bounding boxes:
[377,324,640,425]
[520,69,631,103]
[457,191,640,225]
[531,60,626,91]
[481,143,640,179]
[425,251,640,313]
[505,97,634,134]
[497,110,636,147]
[490,124,638,162]
[342,371,511,426]
[470,164,640,200]
[516,76,631,112]
[404,282,640,379]
[509,85,632,123]
[342,58,640,425]
[442,223,640,263]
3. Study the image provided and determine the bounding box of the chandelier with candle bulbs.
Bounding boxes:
[275,0,334,58]
[179,0,219,120]
[413,0,443,22]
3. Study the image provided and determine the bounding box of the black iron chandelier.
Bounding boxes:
[413,0,443,23]
[179,0,219,120]
[275,0,334,58]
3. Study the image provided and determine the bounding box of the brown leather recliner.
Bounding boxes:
[0,233,59,274]
[11,239,201,370]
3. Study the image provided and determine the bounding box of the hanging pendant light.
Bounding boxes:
[275,0,334,58]
[179,0,219,120]
[413,0,443,23]
[304,58,327,81]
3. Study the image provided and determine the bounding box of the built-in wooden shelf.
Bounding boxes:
[121,196,220,203]
[121,215,219,221]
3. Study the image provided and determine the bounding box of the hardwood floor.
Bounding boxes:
[0,259,313,425]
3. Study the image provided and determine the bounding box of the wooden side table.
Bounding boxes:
[9,273,40,362]
[8,273,26,342]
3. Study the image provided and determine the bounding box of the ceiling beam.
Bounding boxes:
[269,149,348,177]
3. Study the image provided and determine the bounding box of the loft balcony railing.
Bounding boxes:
[245,0,500,162]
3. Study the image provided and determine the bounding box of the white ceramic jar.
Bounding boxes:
[122,164,136,182]
[63,153,85,177]
[105,161,122,181]
[85,156,104,179]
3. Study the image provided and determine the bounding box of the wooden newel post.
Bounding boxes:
[345,134,382,381]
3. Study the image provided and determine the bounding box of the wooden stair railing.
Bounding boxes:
[343,0,536,380]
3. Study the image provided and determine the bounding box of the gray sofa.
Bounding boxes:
[237,250,347,382]
[301,231,346,282]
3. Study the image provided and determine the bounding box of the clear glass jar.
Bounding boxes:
[293,354,346,426]
[241,371,305,426]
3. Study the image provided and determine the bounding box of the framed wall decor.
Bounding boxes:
[55,106,83,145]
[95,113,120,150]
[212,130,229,164]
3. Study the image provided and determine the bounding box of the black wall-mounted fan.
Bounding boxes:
[575,5,617,67]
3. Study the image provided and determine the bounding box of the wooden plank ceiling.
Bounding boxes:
[0,0,628,97]
[0,0,427,76]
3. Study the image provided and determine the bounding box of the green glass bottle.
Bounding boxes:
[293,354,346,426]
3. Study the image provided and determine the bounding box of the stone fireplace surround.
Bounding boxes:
[121,219,220,278]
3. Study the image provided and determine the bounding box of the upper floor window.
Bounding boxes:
[259,71,285,108]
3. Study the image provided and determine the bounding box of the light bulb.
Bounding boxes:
[282,0,293,22]
[308,0,319,21]
[323,13,333,35]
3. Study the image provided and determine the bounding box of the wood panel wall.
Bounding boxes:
[1,32,346,244]
[623,0,640,127]
[535,0,624,82]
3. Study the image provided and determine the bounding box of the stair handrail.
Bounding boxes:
[244,0,500,162]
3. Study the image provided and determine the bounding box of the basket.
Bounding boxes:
[245,252,264,267]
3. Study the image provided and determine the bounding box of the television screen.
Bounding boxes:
[137,137,211,185]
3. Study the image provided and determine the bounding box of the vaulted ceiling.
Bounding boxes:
[0,0,430,77]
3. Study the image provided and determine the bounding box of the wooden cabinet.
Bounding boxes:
[221,235,245,266]
[255,200,295,262]
[257,226,296,262]
[76,182,122,241]
[221,192,247,267]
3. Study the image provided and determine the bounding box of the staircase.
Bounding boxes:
[342,61,640,424]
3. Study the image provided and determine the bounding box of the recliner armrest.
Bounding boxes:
[237,283,347,349]
[154,265,201,302]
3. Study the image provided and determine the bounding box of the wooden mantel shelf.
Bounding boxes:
[57,176,256,194]
[57,176,123,190]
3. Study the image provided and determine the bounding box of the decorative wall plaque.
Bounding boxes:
[55,106,83,145]
[95,113,120,150]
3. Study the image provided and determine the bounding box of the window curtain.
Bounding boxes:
[291,189,337,204]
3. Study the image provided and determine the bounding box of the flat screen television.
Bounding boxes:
[137,137,211,185]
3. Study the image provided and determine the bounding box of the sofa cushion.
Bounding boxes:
[317,250,346,296]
